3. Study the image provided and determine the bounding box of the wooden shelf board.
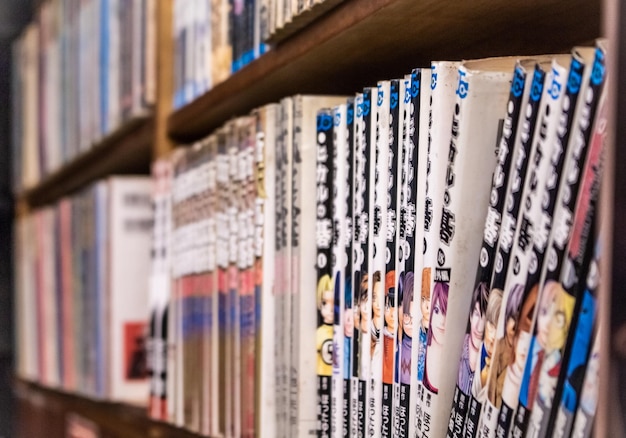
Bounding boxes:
[14,378,202,438]
[20,116,154,208]
[168,0,601,143]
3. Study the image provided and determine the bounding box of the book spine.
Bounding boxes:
[316,107,334,438]
[496,52,587,438]
[381,79,401,438]
[552,225,601,438]
[527,54,607,437]
[330,103,348,438]
[570,325,601,438]
[229,123,242,438]
[512,46,607,437]
[255,105,277,438]
[274,104,286,437]
[366,81,390,438]
[446,62,525,438]
[344,98,358,438]
[464,63,547,438]
[479,59,569,438]
[396,76,414,438]
[282,98,294,438]
[216,132,231,436]
[407,67,430,438]
[355,89,374,438]
[415,62,459,438]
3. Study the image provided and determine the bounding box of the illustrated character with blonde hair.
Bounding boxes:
[316,274,334,376]
[417,268,431,382]
[471,288,502,402]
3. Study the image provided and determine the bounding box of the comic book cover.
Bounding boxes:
[512,44,607,437]
[526,56,607,437]
[419,58,513,438]
[445,61,526,438]
[494,48,594,438]
[478,56,570,438]
[462,61,547,438]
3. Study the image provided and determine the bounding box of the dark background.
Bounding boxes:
[0,1,33,437]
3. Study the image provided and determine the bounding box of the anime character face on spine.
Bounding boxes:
[402,272,415,339]
[427,282,448,347]
[384,271,397,335]
[359,273,370,333]
[317,274,334,325]
[547,285,574,352]
[484,289,503,360]
[470,282,488,352]
[536,280,559,349]
[372,271,383,331]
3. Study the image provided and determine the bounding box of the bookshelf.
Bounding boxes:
[167,0,600,142]
[19,116,153,208]
[13,0,623,436]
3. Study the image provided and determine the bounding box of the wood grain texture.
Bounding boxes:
[14,378,202,438]
[20,116,153,208]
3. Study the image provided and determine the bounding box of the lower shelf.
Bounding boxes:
[14,378,202,438]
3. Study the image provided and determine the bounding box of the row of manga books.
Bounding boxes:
[11,0,156,193]
[172,0,236,109]
[147,95,349,437]
[146,42,607,438]
[171,0,345,109]
[14,177,153,404]
[314,42,607,438]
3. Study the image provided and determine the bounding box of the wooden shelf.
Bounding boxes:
[19,117,154,208]
[167,0,601,143]
[14,378,202,438]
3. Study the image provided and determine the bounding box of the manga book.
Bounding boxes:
[478,56,570,438]
[418,58,513,438]
[494,47,595,438]
[446,60,527,438]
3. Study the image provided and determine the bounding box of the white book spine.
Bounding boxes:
[331,103,347,438]
[368,80,390,438]
[415,62,459,437]
[479,59,568,438]
[408,67,431,438]
[421,60,512,438]
[257,104,277,438]
[295,95,346,438]
[107,177,152,404]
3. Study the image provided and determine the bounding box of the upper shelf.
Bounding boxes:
[20,117,154,209]
[167,0,601,143]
